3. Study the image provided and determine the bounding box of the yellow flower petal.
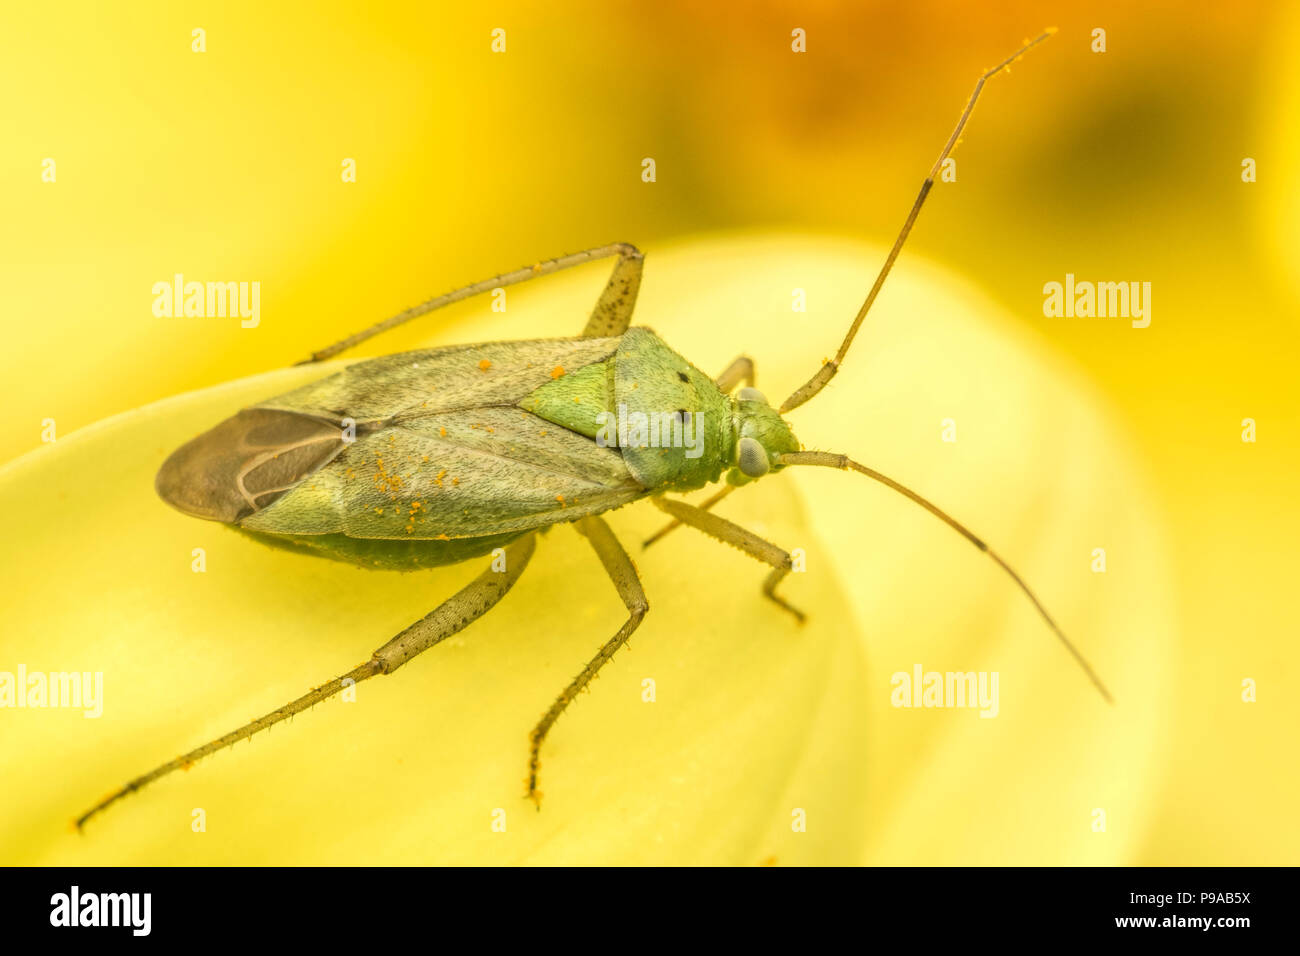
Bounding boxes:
[0,235,1172,864]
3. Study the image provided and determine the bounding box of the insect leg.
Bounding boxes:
[651,497,804,622]
[76,533,537,830]
[713,355,756,393]
[368,533,536,673]
[642,484,736,548]
[580,244,644,338]
[301,242,643,362]
[527,516,648,807]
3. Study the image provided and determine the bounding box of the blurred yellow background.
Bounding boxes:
[1,0,1295,864]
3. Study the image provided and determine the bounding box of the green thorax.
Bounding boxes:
[518,327,736,492]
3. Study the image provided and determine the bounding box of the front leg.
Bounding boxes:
[652,496,804,623]
[713,354,756,393]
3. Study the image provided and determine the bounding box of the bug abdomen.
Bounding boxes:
[237,526,526,570]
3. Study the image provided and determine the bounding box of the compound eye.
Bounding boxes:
[737,387,768,404]
[737,436,771,478]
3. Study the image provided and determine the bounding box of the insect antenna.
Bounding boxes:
[778,450,1113,703]
[779,28,1056,415]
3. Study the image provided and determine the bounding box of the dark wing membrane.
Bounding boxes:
[156,408,349,522]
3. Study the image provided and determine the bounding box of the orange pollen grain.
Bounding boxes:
[478,359,492,371]
[550,365,565,379]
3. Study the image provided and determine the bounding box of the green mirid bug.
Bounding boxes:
[77,29,1106,829]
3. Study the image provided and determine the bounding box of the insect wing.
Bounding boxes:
[257,336,622,422]
[240,406,646,539]
[156,407,351,522]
